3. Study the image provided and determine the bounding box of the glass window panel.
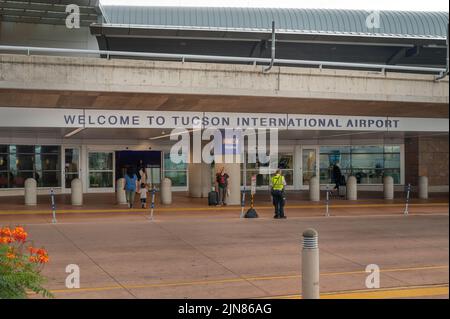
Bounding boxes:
[164,171,187,187]
[278,154,293,169]
[39,171,60,187]
[16,145,35,154]
[0,154,7,171]
[384,154,401,168]
[0,172,9,188]
[0,145,7,153]
[89,172,113,188]
[351,153,384,169]
[320,146,351,154]
[41,146,60,154]
[12,172,34,188]
[164,153,187,170]
[351,145,384,153]
[384,145,401,153]
[41,154,59,171]
[16,154,34,171]
[280,170,293,185]
[89,153,113,171]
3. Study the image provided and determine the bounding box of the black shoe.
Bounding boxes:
[280,216,287,219]
[274,215,280,219]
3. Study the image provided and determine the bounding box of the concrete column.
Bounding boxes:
[293,145,302,190]
[188,163,211,198]
[220,162,241,205]
[161,177,172,204]
[383,176,394,200]
[418,176,428,199]
[347,176,357,200]
[24,178,37,206]
[116,178,127,205]
[309,176,320,202]
[71,178,83,206]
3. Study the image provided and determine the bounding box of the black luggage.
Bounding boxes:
[208,191,219,206]
[244,208,259,218]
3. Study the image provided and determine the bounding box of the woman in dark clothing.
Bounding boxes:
[332,163,342,191]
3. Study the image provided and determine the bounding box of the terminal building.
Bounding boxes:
[0,1,448,204]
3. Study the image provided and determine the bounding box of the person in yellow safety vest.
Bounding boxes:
[270,169,287,219]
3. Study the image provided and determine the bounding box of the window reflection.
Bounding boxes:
[0,145,61,188]
[320,145,401,184]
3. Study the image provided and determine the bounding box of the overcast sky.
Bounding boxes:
[100,0,449,11]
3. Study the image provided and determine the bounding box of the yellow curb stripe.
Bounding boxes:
[268,284,449,299]
[48,265,448,294]
[1,202,448,216]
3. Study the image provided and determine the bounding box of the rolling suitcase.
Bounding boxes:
[208,191,219,206]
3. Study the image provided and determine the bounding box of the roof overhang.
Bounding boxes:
[90,23,447,47]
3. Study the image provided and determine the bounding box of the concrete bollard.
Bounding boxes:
[71,178,83,206]
[383,176,394,200]
[347,176,357,200]
[160,177,172,205]
[309,176,320,202]
[116,178,127,205]
[302,228,319,299]
[418,176,428,200]
[24,178,37,206]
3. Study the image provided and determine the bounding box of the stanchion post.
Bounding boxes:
[302,228,319,299]
[50,188,57,224]
[149,187,156,221]
[240,187,246,218]
[325,186,330,217]
[404,183,411,216]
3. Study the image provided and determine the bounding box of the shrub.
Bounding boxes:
[0,226,52,299]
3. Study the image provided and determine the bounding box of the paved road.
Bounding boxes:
[7,211,447,299]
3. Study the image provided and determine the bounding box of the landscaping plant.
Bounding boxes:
[0,226,52,299]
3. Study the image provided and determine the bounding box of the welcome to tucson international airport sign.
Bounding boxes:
[0,107,448,132]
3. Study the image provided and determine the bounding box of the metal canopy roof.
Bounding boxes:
[98,6,448,39]
[0,0,101,26]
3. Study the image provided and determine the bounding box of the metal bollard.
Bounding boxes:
[325,186,330,217]
[50,188,57,224]
[148,187,156,221]
[302,228,320,299]
[404,183,411,216]
[240,187,246,218]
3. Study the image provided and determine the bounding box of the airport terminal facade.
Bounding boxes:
[0,2,448,203]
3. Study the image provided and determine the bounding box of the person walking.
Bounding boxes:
[124,167,138,208]
[270,169,287,219]
[216,167,229,206]
[332,162,342,192]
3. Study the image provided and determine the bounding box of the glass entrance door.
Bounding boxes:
[302,147,319,187]
[62,147,80,193]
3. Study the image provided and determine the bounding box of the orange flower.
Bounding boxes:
[28,246,38,254]
[0,227,12,237]
[0,237,12,244]
[38,254,49,264]
[12,226,27,242]
[29,256,38,263]
[36,248,47,256]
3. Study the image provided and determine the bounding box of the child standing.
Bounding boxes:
[139,183,148,209]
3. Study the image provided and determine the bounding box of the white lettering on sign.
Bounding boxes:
[0,107,447,132]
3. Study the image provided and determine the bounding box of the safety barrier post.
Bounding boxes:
[404,183,411,216]
[240,187,246,218]
[148,187,156,221]
[302,228,320,299]
[50,188,57,224]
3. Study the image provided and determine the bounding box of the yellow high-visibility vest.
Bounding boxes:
[271,174,285,191]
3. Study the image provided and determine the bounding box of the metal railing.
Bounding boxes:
[0,44,447,76]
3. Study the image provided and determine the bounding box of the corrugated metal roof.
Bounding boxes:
[99,6,448,39]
